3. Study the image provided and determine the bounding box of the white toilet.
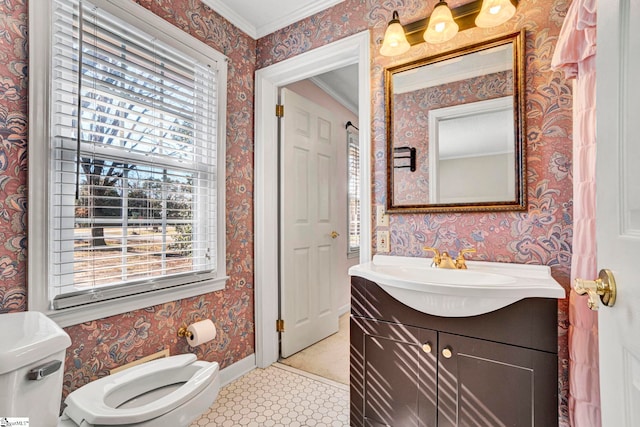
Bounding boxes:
[0,312,220,427]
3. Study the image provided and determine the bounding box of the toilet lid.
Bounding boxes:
[63,354,219,425]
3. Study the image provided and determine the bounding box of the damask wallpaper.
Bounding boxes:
[0,0,572,423]
[257,0,573,424]
[392,70,513,204]
[0,0,257,399]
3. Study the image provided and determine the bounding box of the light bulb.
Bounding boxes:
[380,11,410,56]
[424,1,458,44]
[475,0,516,28]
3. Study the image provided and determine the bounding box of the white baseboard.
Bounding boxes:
[273,362,349,391]
[338,304,351,317]
[219,354,256,386]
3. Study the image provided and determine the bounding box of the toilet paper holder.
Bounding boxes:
[177,319,217,346]
[177,326,194,340]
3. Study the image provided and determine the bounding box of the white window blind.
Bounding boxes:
[50,0,220,309]
[347,126,360,255]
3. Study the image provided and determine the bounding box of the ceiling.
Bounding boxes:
[310,64,359,114]
[201,0,357,113]
[202,0,345,39]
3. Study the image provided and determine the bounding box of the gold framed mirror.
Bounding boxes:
[385,30,526,213]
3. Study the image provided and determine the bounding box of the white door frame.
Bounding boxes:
[254,31,372,368]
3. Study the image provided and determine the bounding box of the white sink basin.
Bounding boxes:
[348,255,565,317]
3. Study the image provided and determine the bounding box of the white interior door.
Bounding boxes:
[280,88,339,358]
[596,0,640,424]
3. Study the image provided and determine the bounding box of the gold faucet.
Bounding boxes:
[423,247,441,267]
[424,247,476,269]
[423,247,455,269]
[454,248,476,269]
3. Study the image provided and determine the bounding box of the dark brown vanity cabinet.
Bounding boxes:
[350,276,559,427]
[351,316,438,426]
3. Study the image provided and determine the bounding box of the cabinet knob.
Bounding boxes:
[422,342,432,353]
[442,347,453,359]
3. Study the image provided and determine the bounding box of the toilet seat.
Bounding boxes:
[63,354,219,426]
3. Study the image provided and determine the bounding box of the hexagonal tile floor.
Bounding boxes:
[191,363,349,426]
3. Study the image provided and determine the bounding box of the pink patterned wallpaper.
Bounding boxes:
[0,0,573,422]
[0,1,28,313]
[0,0,256,399]
[392,70,513,204]
[257,0,573,424]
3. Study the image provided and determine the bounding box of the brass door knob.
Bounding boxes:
[442,347,453,359]
[330,231,340,239]
[422,342,432,354]
[574,269,617,311]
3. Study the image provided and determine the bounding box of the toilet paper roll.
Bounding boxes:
[186,319,216,346]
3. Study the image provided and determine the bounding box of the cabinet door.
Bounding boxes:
[351,316,438,427]
[437,333,557,427]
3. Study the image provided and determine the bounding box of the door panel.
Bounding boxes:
[365,335,422,426]
[317,245,333,315]
[293,148,309,221]
[292,248,310,325]
[352,316,438,427]
[596,0,640,424]
[437,333,557,427]
[317,153,331,221]
[280,88,339,358]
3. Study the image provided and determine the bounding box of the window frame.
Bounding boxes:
[28,0,229,327]
[347,126,361,258]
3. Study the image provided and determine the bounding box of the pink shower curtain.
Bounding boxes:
[551,0,600,425]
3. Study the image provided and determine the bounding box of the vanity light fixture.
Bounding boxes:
[475,0,516,27]
[380,11,411,56]
[423,1,458,44]
[380,0,518,56]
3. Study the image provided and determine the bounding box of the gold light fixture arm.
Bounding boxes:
[574,269,617,311]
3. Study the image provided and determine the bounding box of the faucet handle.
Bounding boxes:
[423,246,441,266]
[455,248,476,269]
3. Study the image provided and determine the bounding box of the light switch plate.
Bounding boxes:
[376,205,389,227]
[377,231,390,253]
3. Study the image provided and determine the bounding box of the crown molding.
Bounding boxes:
[201,0,258,39]
[309,76,358,115]
[201,0,345,40]
[254,0,345,38]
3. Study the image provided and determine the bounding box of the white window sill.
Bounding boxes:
[41,276,229,328]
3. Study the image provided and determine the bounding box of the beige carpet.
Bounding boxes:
[279,313,350,385]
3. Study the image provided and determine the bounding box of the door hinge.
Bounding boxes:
[275,104,284,117]
[276,319,285,332]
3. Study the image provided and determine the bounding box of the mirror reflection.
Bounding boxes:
[386,31,525,213]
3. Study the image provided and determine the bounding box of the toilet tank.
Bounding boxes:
[0,312,71,427]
